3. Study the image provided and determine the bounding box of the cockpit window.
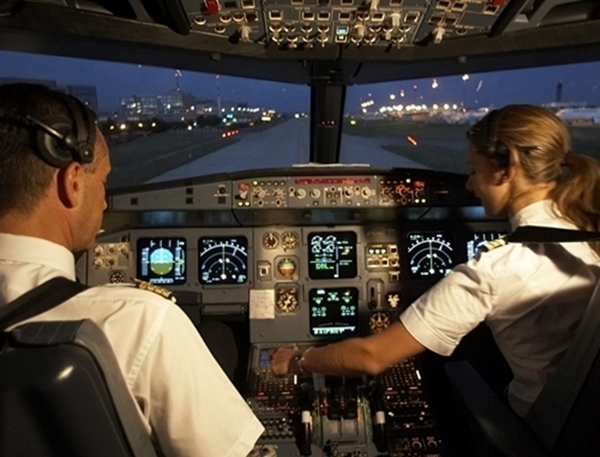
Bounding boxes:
[340,61,600,174]
[1,50,599,187]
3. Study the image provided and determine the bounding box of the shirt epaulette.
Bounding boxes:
[480,236,508,253]
[132,278,177,303]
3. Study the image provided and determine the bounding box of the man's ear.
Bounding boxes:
[56,162,84,209]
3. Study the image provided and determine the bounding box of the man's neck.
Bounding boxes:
[0,209,71,249]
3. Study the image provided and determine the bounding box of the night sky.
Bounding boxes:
[1,49,599,114]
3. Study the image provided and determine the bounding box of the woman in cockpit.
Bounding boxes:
[271,104,600,418]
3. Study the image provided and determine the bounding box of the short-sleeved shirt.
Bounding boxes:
[0,233,264,457]
[401,200,600,417]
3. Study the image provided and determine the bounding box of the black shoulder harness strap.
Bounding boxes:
[0,277,88,332]
[507,226,600,243]
[503,225,600,451]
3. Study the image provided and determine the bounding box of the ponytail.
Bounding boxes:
[552,152,600,255]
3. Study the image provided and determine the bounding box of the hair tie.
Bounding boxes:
[561,150,573,166]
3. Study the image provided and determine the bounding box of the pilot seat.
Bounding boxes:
[0,319,158,457]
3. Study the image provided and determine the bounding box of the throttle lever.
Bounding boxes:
[296,382,313,456]
[368,380,388,452]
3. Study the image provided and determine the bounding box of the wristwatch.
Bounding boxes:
[293,347,313,374]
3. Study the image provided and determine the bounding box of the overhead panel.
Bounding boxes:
[179,0,509,49]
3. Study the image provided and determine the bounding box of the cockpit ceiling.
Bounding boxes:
[0,0,599,83]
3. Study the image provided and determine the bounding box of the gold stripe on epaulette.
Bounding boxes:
[132,278,177,303]
[481,236,508,253]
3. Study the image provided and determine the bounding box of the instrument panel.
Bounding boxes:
[79,222,507,343]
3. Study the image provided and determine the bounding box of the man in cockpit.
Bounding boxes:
[0,83,264,456]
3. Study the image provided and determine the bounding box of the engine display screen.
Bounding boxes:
[308,231,357,280]
[198,236,248,285]
[467,232,506,260]
[309,287,359,337]
[137,237,186,285]
[258,348,271,368]
[407,231,454,278]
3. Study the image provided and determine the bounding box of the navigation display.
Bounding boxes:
[309,288,359,337]
[407,231,454,278]
[467,232,506,260]
[308,231,357,280]
[198,236,248,285]
[137,237,186,285]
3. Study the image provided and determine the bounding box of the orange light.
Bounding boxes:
[407,135,418,146]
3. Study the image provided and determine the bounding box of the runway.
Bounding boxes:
[148,118,427,183]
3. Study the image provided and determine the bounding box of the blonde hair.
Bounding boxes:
[470,104,600,255]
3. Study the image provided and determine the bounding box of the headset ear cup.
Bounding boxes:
[35,119,75,168]
[61,95,96,164]
[77,125,95,164]
[483,108,510,169]
[491,141,510,168]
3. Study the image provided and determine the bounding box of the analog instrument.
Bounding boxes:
[277,257,297,278]
[276,286,299,313]
[262,232,279,249]
[369,312,390,333]
[281,231,299,250]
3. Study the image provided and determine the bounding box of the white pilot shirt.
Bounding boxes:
[400,200,600,417]
[0,233,264,457]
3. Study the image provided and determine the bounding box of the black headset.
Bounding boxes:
[26,93,97,168]
[467,108,510,169]
[480,108,510,169]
